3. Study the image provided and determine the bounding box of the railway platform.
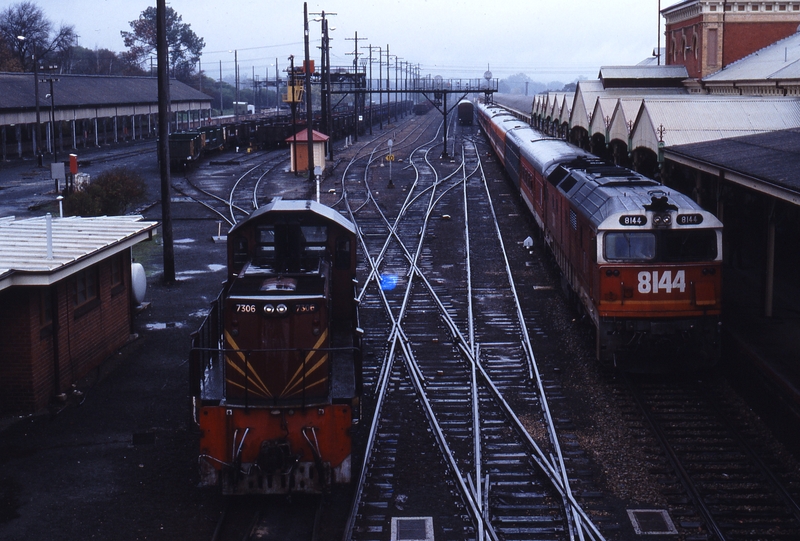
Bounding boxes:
[723,264,800,447]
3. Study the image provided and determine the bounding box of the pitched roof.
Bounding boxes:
[286,129,330,142]
[0,215,159,290]
[631,97,800,149]
[667,129,800,203]
[0,72,212,110]
[703,32,800,83]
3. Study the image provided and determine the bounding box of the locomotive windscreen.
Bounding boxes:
[605,230,717,262]
[606,232,656,261]
[661,230,717,262]
[251,224,329,272]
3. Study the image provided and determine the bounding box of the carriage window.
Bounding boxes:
[605,232,656,261]
[661,230,717,262]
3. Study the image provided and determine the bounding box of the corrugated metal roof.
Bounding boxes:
[492,94,534,117]
[704,32,800,83]
[0,215,159,289]
[633,97,800,148]
[0,72,212,110]
[599,65,689,81]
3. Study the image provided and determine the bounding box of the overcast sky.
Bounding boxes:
[37,0,681,83]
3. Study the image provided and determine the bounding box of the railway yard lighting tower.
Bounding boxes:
[17,35,42,166]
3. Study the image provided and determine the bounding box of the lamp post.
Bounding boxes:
[17,35,42,166]
[43,71,59,164]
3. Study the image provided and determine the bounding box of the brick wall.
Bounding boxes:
[0,251,134,414]
[666,15,800,79]
[723,22,799,66]
[0,289,35,412]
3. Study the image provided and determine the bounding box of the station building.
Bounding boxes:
[0,215,159,414]
[0,73,213,162]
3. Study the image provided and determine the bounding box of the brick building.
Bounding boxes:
[662,0,800,78]
[0,215,158,414]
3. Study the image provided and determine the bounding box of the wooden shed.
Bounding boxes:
[286,129,329,173]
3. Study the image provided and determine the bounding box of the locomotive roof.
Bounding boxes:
[559,166,720,229]
[229,199,355,235]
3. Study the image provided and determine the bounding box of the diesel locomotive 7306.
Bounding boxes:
[477,101,723,369]
[190,199,362,494]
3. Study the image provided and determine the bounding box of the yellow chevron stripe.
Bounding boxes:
[280,330,328,396]
[224,330,272,397]
[224,378,272,398]
[282,354,329,396]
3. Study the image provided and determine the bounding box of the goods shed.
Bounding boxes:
[0,73,212,161]
[0,214,159,414]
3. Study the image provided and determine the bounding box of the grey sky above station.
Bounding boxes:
[39,0,679,83]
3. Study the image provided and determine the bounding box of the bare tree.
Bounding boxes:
[0,1,77,71]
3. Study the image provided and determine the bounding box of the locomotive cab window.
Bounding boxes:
[254,226,276,267]
[301,225,328,267]
[662,230,717,262]
[605,232,656,261]
[604,230,718,262]
[335,236,352,269]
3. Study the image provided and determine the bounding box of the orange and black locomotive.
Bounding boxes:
[190,199,362,494]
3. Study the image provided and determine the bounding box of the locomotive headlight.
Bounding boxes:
[663,215,672,225]
[263,304,275,314]
[653,215,662,225]
[276,304,288,314]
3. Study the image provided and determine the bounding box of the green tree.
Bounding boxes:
[0,1,77,72]
[65,168,146,216]
[121,6,204,83]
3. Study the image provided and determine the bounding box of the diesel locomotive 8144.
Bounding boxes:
[190,199,362,494]
[477,101,723,369]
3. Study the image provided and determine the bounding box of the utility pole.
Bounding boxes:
[385,45,389,126]
[310,10,336,147]
[346,31,367,143]
[362,44,379,134]
[156,0,175,284]
[289,54,298,175]
[303,2,315,182]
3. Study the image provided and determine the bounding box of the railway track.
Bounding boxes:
[210,496,322,541]
[338,110,606,540]
[618,374,800,540]
[172,150,292,226]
